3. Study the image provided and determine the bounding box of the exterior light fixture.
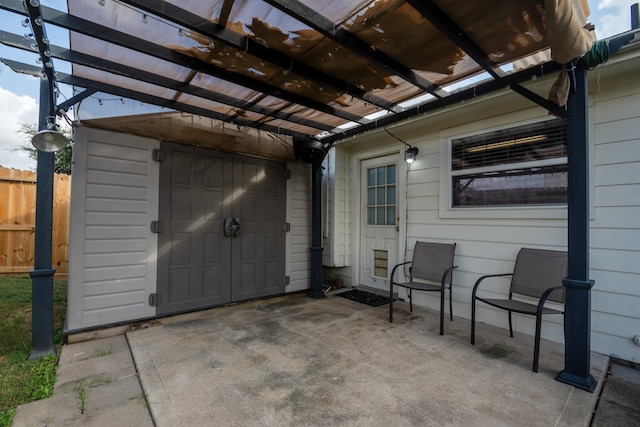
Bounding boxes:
[383,128,418,164]
[31,117,69,152]
[405,146,418,163]
[293,137,329,165]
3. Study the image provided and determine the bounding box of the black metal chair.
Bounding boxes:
[471,248,567,372]
[389,241,457,335]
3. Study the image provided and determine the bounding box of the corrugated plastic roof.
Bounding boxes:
[0,0,593,149]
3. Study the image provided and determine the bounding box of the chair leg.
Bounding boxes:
[409,289,413,312]
[508,311,514,338]
[439,291,445,335]
[448,285,453,321]
[471,298,476,345]
[533,314,543,373]
[389,284,393,323]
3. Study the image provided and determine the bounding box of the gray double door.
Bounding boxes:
[156,142,287,315]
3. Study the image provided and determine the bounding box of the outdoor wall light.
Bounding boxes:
[31,118,69,152]
[405,146,419,163]
[383,128,418,164]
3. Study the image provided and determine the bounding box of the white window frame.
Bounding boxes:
[439,117,569,220]
[365,163,397,227]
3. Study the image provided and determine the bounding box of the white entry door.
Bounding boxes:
[359,155,399,291]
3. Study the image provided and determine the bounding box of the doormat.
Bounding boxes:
[335,289,390,307]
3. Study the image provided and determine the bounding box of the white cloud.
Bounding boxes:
[592,0,635,38]
[0,86,38,171]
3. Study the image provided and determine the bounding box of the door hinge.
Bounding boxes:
[149,293,159,306]
[150,220,163,233]
[283,222,291,232]
[152,149,165,162]
[283,275,290,286]
[284,169,292,179]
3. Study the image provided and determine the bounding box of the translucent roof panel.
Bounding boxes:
[342,1,465,75]
[434,0,550,65]
[35,0,590,145]
[277,103,353,129]
[189,73,260,103]
[260,119,326,136]
[76,93,166,121]
[70,1,202,54]
[72,65,178,101]
[226,0,316,37]
[163,0,225,23]
[70,33,195,83]
[296,1,375,24]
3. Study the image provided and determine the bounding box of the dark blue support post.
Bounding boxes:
[29,78,57,360]
[555,64,596,392]
[309,161,325,298]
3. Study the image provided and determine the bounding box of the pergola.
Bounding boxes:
[1,0,637,392]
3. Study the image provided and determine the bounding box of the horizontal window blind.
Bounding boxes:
[452,119,566,171]
[450,119,568,207]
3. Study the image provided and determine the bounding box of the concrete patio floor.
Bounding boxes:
[13,292,612,426]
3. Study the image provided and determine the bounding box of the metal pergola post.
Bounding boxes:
[28,78,57,360]
[555,64,596,392]
[309,161,325,298]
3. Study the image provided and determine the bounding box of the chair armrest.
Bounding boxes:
[390,261,411,283]
[471,273,513,299]
[536,285,565,315]
[440,265,458,288]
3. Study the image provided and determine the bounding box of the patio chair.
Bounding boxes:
[470,248,567,372]
[389,241,457,335]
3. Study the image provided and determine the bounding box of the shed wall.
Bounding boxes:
[286,162,312,292]
[68,128,312,330]
[67,127,159,331]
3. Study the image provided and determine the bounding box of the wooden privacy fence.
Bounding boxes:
[0,167,70,276]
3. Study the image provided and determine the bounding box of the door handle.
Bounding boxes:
[230,217,241,237]
[224,217,241,237]
[223,217,232,237]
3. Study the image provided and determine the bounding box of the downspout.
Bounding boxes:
[293,137,330,298]
[309,161,325,298]
[29,78,57,360]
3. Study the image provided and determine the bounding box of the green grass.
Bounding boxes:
[0,276,67,427]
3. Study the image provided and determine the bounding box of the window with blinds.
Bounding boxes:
[450,119,567,207]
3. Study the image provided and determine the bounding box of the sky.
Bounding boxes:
[0,0,637,171]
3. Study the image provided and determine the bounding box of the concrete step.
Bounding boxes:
[592,363,640,426]
[11,335,154,427]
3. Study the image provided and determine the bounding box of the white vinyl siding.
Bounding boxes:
[286,162,312,292]
[408,113,567,344]
[67,127,159,331]
[589,56,640,363]
[340,113,568,342]
[324,48,640,362]
[322,147,352,268]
